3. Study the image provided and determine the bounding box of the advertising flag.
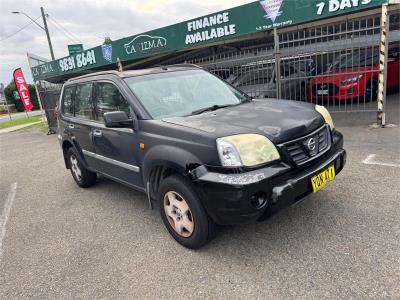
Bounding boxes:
[13,68,33,112]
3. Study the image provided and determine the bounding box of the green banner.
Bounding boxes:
[32,0,386,81]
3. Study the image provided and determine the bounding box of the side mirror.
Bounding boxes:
[103,111,133,128]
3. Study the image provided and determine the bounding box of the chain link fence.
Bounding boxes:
[37,81,62,133]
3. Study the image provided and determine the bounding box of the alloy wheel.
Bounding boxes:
[70,154,82,181]
[163,191,194,238]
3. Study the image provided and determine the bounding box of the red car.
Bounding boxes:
[308,46,399,103]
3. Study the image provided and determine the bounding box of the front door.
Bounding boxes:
[91,81,144,190]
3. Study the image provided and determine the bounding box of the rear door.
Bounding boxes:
[59,84,75,139]
[61,82,100,171]
[91,81,144,190]
[70,82,100,171]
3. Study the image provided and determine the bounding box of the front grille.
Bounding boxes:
[312,83,339,96]
[280,125,331,166]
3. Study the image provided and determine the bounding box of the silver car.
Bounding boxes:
[233,64,307,101]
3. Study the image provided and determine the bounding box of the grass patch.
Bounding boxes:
[16,121,48,133]
[0,115,42,129]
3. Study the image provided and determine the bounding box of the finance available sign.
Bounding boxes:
[31,0,387,82]
[13,68,33,112]
[185,12,236,45]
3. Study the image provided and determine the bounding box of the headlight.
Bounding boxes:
[315,105,334,130]
[341,75,362,84]
[217,134,280,167]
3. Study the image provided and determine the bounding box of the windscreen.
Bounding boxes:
[337,51,379,69]
[232,67,274,87]
[124,69,246,119]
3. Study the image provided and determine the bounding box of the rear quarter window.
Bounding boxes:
[61,86,75,117]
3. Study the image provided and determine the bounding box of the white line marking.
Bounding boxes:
[362,154,400,168]
[0,182,17,259]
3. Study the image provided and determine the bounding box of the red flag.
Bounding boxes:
[13,68,33,112]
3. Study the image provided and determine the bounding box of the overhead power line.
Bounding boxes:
[47,18,82,45]
[47,15,98,48]
[48,16,83,44]
[49,15,104,42]
[0,16,41,42]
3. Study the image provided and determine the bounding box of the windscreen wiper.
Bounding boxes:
[191,104,235,116]
[241,94,253,103]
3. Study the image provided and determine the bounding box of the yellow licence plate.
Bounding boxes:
[311,166,336,193]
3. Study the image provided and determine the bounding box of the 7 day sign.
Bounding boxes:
[13,68,33,112]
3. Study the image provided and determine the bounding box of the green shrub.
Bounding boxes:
[4,80,40,112]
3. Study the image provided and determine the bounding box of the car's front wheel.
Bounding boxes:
[67,147,97,188]
[158,175,217,249]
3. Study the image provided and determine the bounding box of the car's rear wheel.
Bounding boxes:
[158,175,217,249]
[67,148,97,188]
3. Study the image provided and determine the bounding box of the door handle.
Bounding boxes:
[68,124,75,129]
[93,129,102,137]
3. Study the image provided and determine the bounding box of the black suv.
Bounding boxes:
[58,65,346,249]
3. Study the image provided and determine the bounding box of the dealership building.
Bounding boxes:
[28,0,400,131]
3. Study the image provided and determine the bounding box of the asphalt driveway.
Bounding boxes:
[0,104,399,299]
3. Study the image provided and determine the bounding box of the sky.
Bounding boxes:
[0,0,252,85]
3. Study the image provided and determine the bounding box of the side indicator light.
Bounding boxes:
[140,143,145,150]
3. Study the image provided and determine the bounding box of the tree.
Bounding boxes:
[4,80,40,112]
[103,37,112,44]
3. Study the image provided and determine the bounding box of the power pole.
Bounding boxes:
[40,7,55,61]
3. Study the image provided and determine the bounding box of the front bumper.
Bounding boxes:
[309,82,363,101]
[191,132,346,225]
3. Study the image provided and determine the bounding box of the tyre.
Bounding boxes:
[67,147,97,188]
[158,175,217,249]
[364,78,378,102]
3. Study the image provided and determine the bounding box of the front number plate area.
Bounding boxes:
[311,166,336,193]
[317,90,329,95]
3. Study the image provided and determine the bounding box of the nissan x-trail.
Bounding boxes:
[58,65,346,249]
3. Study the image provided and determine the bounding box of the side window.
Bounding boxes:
[94,82,131,122]
[75,83,94,120]
[61,86,75,117]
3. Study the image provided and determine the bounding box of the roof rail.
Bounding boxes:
[66,64,202,82]
[66,70,122,82]
[165,63,202,69]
